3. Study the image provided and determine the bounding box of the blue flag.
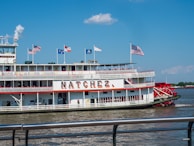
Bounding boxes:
[86,49,92,54]
[58,49,64,54]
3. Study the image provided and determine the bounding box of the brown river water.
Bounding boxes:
[0,88,194,145]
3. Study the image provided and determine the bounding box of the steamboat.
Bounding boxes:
[0,29,179,114]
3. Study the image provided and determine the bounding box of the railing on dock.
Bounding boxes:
[0,117,194,146]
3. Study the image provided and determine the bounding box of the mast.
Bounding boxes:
[130,42,133,64]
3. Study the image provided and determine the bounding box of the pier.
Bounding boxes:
[0,117,193,146]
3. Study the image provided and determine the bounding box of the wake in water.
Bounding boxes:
[175,104,194,107]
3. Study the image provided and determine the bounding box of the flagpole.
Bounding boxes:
[32,44,34,64]
[130,43,132,64]
[93,45,96,62]
[84,48,86,63]
[32,53,34,64]
[56,48,58,64]
[27,48,29,61]
[130,43,134,68]
[63,45,66,64]
[64,52,66,64]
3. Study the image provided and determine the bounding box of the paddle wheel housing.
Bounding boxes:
[153,83,178,107]
[154,83,177,97]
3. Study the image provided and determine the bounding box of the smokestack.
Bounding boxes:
[13,24,24,42]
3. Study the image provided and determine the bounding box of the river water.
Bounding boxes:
[0,88,194,146]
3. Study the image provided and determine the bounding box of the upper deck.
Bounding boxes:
[0,60,155,94]
[0,62,155,81]
[0,34,155,81]
[0,30,155,94]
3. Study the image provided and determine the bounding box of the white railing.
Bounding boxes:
[0,70,155,81]
[0,101,149,112]
[0,87,52,93]
[124,82,155,88]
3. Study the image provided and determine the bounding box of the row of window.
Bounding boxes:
[98,95,144,103]
[0,81,52,87]
[0,56,15,58]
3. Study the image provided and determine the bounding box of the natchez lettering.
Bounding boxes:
[61,80,112,89]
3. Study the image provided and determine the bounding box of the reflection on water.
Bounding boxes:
[0,88,194,145]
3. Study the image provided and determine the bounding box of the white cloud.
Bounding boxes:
[84,13,117,25]
[161,65,194,75]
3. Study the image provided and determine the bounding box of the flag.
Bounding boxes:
[131,44,144,56]
[33,45,41,52]
[94,45,102,52]
[86,49,92,54]
[28,49,35,54]
[58,49,64,54]
[64,45,71,52]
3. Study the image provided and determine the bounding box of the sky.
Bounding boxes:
[1,0,194,83]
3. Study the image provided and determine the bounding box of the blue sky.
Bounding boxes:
[1,0,194,83]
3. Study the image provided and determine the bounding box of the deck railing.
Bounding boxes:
[0,101,151,112]
[0,117,193,146]
[0,70,155,80]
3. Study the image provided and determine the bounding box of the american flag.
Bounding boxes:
[28,49,35,54]
[33,45,41,52]
[64,45,71,52]
[131,44,144,56]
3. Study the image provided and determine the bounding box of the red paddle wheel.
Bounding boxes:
[153,83,178,107]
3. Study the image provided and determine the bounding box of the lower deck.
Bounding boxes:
[0,102,154,114]
[0,88,154,113]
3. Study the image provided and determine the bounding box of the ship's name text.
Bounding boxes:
[61,80,113,89]
[53,79,123,90]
